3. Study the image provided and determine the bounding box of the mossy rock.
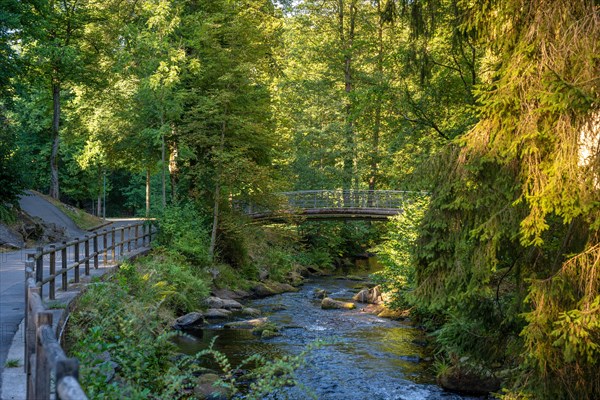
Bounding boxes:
[437,366,501,396]
[321,297,356,310]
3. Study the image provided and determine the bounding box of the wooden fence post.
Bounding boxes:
[74,238,80,283]
[111,229,116,262]
[93,234,98,269]
[34,312,53,400]
[119,227,125,257]
[49,246,56,300]
[61,242,68,292]
[103,230,108,266]
[135,225,139,248]
[35,247,43,297]
[84,236,90,275]
[127,225,131,253]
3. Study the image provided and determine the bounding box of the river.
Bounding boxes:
[176,275,479,400]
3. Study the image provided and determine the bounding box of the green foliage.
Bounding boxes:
[155,203,211,267]
[67,252,210,397]
[371,194,429,307]
[0,128,24,207]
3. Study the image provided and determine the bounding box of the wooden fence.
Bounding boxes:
[24,221,154,400]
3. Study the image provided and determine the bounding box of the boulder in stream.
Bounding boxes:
[352,286,382,304]
[173,312,205,331]
[250,281,299,298]
[437,366,501,396]
[241,307,261,317]
[194,373,231,400]
[321,297,356,310]
[224,317,268,329]
[203,308,232,319]
[313,289,327,299]
[205,296,243,310]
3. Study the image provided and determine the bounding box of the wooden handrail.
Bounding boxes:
[24,220,157,399]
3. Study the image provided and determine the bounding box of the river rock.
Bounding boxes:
[211,288,250,301]
[203,309,232,319]
[221,298,243,310]
[194,373,231,400]
[224,317,268,329]
[437,366,501,396]
[173,312,205,331]
[377,307,409,320]
[352,285,382,304]
[241,307,261,316]
[286,271,304,286]
[204,296,224,309]
[260,329,281,339]
[313,289,327,299]
[321,297,356,310]
[250,281,299,298]
[259,269,269,281]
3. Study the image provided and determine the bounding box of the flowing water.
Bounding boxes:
[175,275,478,400]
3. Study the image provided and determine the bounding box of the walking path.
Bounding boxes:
[0,192,143,397]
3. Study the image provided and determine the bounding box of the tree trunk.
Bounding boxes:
[49,82,61,199]
[97,169,102,217]
[368,0,384,205]
[339,0,357,197]
[169,138,179,201]
[209,121,226,261]
[161,135,166,209]
[146,169,151,217]
[160,113,167,209]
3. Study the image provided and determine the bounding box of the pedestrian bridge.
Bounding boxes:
[237,190,427,221]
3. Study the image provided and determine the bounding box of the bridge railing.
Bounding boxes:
[282,190,410,210]
[24,221,156,400]
[235,190,426,217]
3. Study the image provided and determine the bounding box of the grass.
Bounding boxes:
[5,359,20,368]
[31,190,104,230]
[46,300,67,309]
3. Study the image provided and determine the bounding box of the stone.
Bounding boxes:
[313,289,327,299]
[286,271,304,286]
[250,281,298,298]
[241,307,261,317]
[204,296,224,309]
[261,330,281,339]
[250,282,277,298]
[220,298,243,310]
[321,297,356,310]
[203,309,232,319]
[437,366,501,396]
[259,269,269,281]
[94,351,119,383]
[224,317,268,329]
[204,295,242,310]
[212,288,250,301]
[377,307,409,320]
[194,373,231,400]
[173,312,205,331]
[352,285,382,304]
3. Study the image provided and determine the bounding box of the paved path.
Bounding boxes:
[0,192,143,396]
